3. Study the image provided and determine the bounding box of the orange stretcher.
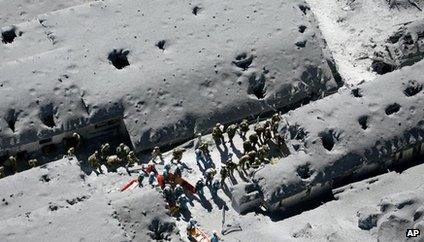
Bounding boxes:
[120,179,138,192]
[169,173,196,193]
[156,173,196,193]
[188,227,211,242]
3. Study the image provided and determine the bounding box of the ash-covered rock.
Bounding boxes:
[385,0,423,11]
[357,206,381,231]
[231,182,262,215]
[372,18,424,74]
[358,190,424,242]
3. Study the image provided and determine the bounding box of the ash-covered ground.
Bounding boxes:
[1,0,424,242]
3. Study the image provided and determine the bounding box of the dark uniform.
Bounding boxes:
[195,179,205,196]
[220,164,228,184]
[226,158,237,177]
[248,132,259,147]
[212,123,225,144]
[238,154,251,171]
[243,140,253,154]
[174,164,182,177]
[225,124,237,142]
[138,172,144,187]
[254,123,265,144]
[263,127,273,143]
[198,142,210,158]
[163,185,175,204]
[238,119,249,139]
[257,145,270,164]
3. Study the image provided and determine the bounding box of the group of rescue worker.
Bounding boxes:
[0,113,288,242]
[143,113,287,242]
[85,142,135,173]
[195,113,287,186]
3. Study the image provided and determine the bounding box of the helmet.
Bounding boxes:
[212,230,217,235]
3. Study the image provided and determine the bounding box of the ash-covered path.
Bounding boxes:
[2,126,424,241]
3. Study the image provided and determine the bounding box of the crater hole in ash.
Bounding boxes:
[298,4,310,15]
[298,25,307,33]
[297,163,312,179]
[156,40,166,50]
[192,6,201,15]
[233,53,253,70]
[371,59,396,75]
[319,129,342,151]
[5,109,19,132]
[295,40,307,48]
[351,88,363,98]
[1,26,20,44]
[108,49,130,69]
[358,115,369,130]
[403,80,423,97]
[39,103,58,128]
[247,72,267,99]
[385,103,401,115]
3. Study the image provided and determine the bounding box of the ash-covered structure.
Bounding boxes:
[232,59,424,214]
[0,0,341,159]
